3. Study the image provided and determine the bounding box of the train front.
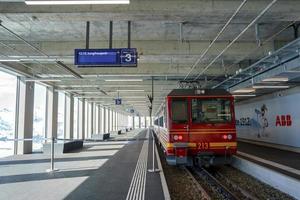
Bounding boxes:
[166,89,237,166]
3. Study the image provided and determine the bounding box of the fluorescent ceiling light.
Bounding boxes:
[105,79,143,82]
[25,0,130,5]
[26,79,62,82]
[117,89,145,92]
[232,88,255,93]
[0,59,20,62]
[233,94,256,97]
[252,85,290,89]
[262,77,289,82]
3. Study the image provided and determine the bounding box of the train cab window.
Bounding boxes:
[191,98,232,123]
[171,99,188,123]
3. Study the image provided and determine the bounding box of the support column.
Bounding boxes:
[90,102,94,136]
[16,79,34,154]
[107,108,111,132]
[144,117,147,128]
[139,116,142,128]
[65,93,74,139]
[45,86,58,140]
[132,115,135,129]
[78,99,85,139]
[103,107,107,133]
[97,105,101,133]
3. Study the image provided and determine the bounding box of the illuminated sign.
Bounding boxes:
[74,48,137,67]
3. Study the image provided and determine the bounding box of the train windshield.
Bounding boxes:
[191,98,232,124]
[171,99,188,123]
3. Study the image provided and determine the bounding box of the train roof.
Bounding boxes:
[167,89,232,97]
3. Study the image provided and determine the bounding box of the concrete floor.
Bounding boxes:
[0,129,164,200]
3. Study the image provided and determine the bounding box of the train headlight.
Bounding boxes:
[227,134,232,140]
[178,135,183,140]
[173,135,179,141]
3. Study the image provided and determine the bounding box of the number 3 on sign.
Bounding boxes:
[198,142,209,150]
[125,53,132,62]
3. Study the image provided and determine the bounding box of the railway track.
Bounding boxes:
[185,166,261,200]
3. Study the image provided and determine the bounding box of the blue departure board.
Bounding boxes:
[74,48,137,67]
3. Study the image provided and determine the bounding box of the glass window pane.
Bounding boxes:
[191,98,232,123]
[171,99,188,123]
[0,71,17,158]
[33,83,46,152]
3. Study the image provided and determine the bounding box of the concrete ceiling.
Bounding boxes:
[0,0,300,116]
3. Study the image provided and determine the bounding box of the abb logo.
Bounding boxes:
[276,115,292,127]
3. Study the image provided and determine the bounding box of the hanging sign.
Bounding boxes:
[74,48,137,67]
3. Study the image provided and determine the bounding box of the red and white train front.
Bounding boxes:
[154,89,237,166]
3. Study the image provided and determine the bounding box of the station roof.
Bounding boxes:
[0,0,300,115]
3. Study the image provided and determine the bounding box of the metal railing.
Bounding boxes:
[0,137,72,173]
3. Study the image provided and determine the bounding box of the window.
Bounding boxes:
[0,71,17,158]
[171,99,188,123]
[33,83,46,152]
[57,92,65,139]
[191,98,232,123]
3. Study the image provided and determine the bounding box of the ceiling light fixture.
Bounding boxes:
[262,77,289,82]
[105,79,143,82]
[232,88,255,93]
[25,0,130,5]
[117,89,145,92]
[0,59,20,62]
[252,85,290,89]
[233,94,256,97]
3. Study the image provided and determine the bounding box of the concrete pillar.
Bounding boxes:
[65,93,74,139]
[111,110,114,131]
[16,79,34,154]
[139,116,141,128]
[132,115,135,129]
[107,108,110,132]
[93,104,97,134]
[97,105,101,133]
[114,111,118,131]
[78,99,85,140]
[144,117,147,128]
[45,86,58,140]
[90,102,94,136]
[103,107,107,133]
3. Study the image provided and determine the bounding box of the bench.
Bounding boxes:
[43,140,83,154]
[91,133,110,140]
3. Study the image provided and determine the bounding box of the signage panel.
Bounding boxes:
[115,98,122,105]
[75,48,137,67]
[235,89,300,148]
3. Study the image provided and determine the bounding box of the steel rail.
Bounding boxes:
[190,166,240,200]
[183,0,248,80]
[193,0,278,81]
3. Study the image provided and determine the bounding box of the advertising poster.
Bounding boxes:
[235,91,300,147]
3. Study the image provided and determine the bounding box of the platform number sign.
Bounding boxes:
[75,48,137,67]
[121,49,137,65]
[115,98,122,105]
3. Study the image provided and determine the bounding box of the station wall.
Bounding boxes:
[235,86,300,148]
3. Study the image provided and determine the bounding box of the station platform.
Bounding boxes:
[0,129,169,200]
[237,139,300,180]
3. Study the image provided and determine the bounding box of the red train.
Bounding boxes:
[154,89,237,166]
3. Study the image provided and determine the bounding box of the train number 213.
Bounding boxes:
[197,142,209,150]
